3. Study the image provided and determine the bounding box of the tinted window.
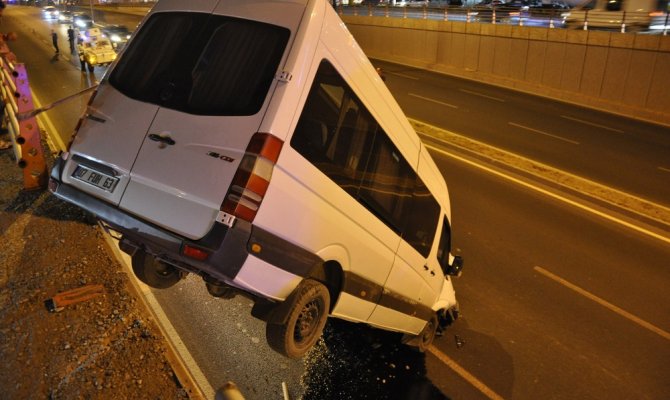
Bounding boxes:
[109,13,289,116]
[291,62,376,198]
[358,133,415,234]
[436,217,451,268]
[402,177,440,257]
[291,61,440,253]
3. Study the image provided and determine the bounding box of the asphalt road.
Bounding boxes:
[6,5,670,399]
[376,59,670,208]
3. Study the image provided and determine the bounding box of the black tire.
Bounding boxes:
[131,251,182,289]
[266,279,330,359]
[414,314,439,352]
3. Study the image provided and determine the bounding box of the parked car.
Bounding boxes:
[49,0,464,359]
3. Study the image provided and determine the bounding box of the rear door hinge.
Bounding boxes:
[275,70,292,83]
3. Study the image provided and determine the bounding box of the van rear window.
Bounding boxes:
[108,13,290,116]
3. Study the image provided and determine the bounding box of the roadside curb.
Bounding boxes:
[410,119,670,229]
[100,230,211,400]
[35,99,211,400]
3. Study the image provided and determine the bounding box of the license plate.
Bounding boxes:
[72,166,119,192]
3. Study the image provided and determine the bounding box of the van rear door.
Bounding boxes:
[108,4,302,239]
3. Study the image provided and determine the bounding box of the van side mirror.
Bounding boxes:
[444,255,463,277]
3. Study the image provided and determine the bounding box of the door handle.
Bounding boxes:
[148,133,175,146]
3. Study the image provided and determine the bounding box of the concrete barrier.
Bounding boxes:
[342,15,670,126]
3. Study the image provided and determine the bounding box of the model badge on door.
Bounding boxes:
[207,152,235,162]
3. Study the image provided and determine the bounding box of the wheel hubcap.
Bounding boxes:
[295,300,320,342]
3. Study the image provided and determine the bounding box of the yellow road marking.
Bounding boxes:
[428,345,505,400]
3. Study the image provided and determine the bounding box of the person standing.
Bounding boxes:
[51,29,59,54]
[67,26,75,53]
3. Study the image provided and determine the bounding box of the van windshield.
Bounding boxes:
[108,12,290,116]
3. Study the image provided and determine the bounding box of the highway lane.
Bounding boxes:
[429,148,670,399]
[6,5,670,399]
[375,59,670,209]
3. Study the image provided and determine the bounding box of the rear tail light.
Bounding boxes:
[221,132,283,223]
[182,244,209,261]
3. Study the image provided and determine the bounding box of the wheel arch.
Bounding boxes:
[306,260,343,312]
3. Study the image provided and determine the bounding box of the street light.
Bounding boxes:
[89,0,94,25]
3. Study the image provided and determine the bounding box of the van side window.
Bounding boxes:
[436,216,451,268]
[358,132,415,233]
[402,177,441,257]
[108,12,289,116]
[291,62,375,198]
[291,61,440,254]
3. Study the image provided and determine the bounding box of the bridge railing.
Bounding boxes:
[0,36,48,191]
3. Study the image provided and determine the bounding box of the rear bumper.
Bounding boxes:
[48,154,251,283]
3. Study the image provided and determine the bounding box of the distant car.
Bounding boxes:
[58,10,73,24]
[73,13,93,28]
[101,25,132,50]
[41,6,59,20]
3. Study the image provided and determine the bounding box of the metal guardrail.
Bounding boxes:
[338,4,670,35]
[0,37,48,191]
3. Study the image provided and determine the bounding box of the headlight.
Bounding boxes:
[76,20,86,28]
[88,55,97,63]
[110,34,121,42]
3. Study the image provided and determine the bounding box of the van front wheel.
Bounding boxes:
[266,279,330,359]
[415,314,439,352]
[403,313,439,352]
[131,251,183,289]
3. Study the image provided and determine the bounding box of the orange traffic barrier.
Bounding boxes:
[1,34,48,191]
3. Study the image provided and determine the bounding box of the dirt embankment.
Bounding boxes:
[0,144,189,398]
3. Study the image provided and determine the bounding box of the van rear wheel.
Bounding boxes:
[266,279,330,359]
[415,314,439,352]
[131,251,182,289]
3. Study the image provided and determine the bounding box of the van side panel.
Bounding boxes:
[260,146,398,321]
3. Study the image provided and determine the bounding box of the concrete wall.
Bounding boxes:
[342,16,670,126]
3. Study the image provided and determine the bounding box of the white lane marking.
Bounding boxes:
[658,166,670,174]
[458,88,505,102]
[509,122,580,145]
[103,233,216,399]
[409,93,458,109]
[561,115,625,134]
[428,345,505,400]
[388,71,420,80]
[534,266,670,341]
[425,143,670,245]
